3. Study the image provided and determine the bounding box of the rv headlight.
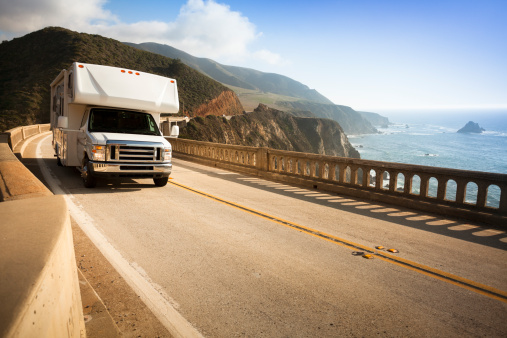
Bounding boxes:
[163,147,171,162]
[91,145,105,161]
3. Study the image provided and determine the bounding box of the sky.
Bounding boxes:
[0,0,506,114]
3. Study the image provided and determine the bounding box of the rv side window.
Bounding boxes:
[68,72,73,98]
[53,84,64,116]
[147,116,158,133]
[80,111,88,129]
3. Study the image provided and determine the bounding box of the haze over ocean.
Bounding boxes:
[349,109,507,175]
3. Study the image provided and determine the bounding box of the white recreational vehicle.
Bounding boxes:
[50,62,179,188]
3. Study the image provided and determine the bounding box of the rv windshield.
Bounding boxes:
[88,108,161,136]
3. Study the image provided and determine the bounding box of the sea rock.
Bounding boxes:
[457,121,485,134]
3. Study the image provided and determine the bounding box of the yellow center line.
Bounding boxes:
[169,180,507,303]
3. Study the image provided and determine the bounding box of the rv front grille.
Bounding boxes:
[107,144,163,162]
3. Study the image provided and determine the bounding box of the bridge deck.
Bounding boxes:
[18,133,507,337]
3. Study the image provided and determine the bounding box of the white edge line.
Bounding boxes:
[35,134,203,338]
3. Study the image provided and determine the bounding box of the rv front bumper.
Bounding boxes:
[89,161,172,178]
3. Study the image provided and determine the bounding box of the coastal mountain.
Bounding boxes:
[124,42,333,105]
[180,104,360,158]
[0,27,243,131]
[457,121,485,133]
[124,42,383,135]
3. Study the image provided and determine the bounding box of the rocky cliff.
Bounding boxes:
[180,104,360,158]
[192,90,244,117]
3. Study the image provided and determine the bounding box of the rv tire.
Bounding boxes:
[82,158,97,188]
[153,176,168,187]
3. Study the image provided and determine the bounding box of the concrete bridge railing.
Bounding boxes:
[169,138,507,227]
[0,125,85,337]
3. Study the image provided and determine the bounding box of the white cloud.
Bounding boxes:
[0,0,284,66]
[0,0,117,35]
[169,0,258,58]
[253,49,286,66]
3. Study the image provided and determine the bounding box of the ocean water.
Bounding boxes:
[349,110,507,174]
[348,110,507,206]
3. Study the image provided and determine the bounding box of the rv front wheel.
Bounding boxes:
[82,158,97,188]
[153,176,168,187]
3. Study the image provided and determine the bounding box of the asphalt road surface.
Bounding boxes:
[25,133,507,337]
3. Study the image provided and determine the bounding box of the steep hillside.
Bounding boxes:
[0,27,243,131]
[275,101,377,135]
[125,42,333,105]
[180,104,360,158]
[125,42,385,136]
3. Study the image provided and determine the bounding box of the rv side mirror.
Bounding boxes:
[57,116,68,129]
[170,125,179,138]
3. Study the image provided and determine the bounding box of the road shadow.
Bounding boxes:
[174,160,507,251]
[20,155,162,195]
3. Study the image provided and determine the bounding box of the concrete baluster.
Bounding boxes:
[404,172,412,195]
[436,177,446,201]
[455,180,467,205]
[499,185,507,212]
[420,175,429,198]
[476,183,488,208]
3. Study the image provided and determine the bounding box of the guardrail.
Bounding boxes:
[168,138,507,226]
[0,125,85,337]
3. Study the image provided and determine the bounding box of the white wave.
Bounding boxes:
[482,130,507,137]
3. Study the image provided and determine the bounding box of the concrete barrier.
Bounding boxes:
[169,138,507,227]
[5,124,51,151]
[0,132,53,202]
[0,196,85,337]
[0,126,85,337]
